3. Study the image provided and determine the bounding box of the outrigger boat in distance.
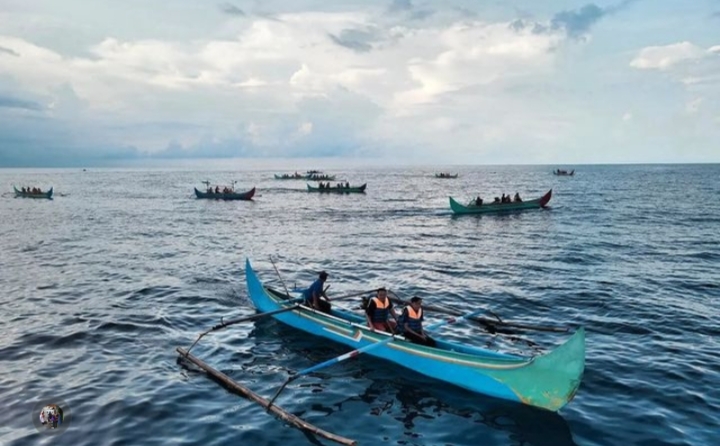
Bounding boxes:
[307,183,367,193]
[194,181,256,200]
[13,186,53,199]
[435,173,458,178]
[274,173,305,180]
[306,174,336,181]
[242,259,585,412]
[449,190,552,215]
[553,169,575,176]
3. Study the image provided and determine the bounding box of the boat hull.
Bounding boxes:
[13,186,53,199]
[194,187,255,200]
[306,183,366,193]
[435,174,458,178]
[553,170,575,176]
[245,259,584,411]
[449,190,552,215]
[274,174,304,180]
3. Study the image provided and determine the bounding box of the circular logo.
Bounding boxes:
[31,399,71,435]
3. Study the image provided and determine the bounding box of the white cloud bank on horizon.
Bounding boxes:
[0,0,719,166]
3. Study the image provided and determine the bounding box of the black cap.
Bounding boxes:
[410,296,422,303]
[319,271,329,279]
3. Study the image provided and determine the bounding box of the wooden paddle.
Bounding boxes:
[387,291,569,333]
[266,308,485,409]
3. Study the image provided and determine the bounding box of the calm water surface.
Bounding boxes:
[1,162,718,446]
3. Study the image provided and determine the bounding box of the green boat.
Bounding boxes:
[435,173,458,178]
[274,173,305,180]
[307,183,367,193]
[449,190,552,214]
[306,174,336,181]
[14,186,53,199]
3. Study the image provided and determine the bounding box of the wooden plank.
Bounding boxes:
[176,347,357,446]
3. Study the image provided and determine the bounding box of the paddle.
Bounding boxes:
[387,291,569,334]
[266,308,485,409]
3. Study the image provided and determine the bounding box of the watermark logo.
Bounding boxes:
[31,399,71,435]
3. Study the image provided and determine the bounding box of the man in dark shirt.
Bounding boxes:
[400,296,436,347]
[303,271,331,313]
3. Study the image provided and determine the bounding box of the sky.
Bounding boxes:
[0,0,719,166]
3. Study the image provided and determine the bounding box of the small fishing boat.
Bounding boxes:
[13,186,53,199]
[553,169,575,176]
[435,173,458,178]
[274,173,305,180]
[307,183,366,193]
[306,174,336,181]
[194,181,255,200]
[243,260,585,412]
[449,190,552,215]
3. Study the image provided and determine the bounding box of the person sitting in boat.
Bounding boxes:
[493,197,500,203]
[475,196,483,206]
[303,271,332,313]
[399,296,436,347]
[365,288,399,332]
[214,186,220,193]
[514,192,522,202]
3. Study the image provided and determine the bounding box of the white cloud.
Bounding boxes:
[630,41,713,70]
[622,112,633,121]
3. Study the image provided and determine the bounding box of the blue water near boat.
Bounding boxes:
[0,163,719,446]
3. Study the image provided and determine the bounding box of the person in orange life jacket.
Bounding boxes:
[303,271,331,314]
[365,287,399,332]
[399,296,436,347]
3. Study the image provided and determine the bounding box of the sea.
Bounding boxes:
[0,161,718,446]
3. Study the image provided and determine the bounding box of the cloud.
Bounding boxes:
[630,42,711,70]
[218,2,245,16]
[622,111,633,121]
[388,0,412,13]
[328,28,377,53]
[0,95,43,111]
[685,97,703,114]
[0,45,20,57]
[549,1,637,38]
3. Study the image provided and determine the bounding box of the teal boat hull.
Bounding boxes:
[307,183,366,193]
[13,186,53,199]
[274,174,304,180]
[245,259,584,411]
[435,173,458,178]
[194,187,255,200]
[449,190,552,215]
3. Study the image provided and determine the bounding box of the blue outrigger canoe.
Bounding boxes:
[245,259,585,411]
[14,186,53,199]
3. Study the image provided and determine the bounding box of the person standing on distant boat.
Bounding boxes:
[303,271,331,313]
[365,288,399,332]
[399,297,436,347]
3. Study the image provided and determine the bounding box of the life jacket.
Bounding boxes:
[370,297,390,322]
[402,306,423,333]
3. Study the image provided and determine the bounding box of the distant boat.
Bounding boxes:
[449,190,552,215]
[194,181,255,200]
[306,174,336,181]
[13,186,53,199]
[274,173,304,180]
[553,169,574,176]
[435,173,458,178]
[307,183,367,193]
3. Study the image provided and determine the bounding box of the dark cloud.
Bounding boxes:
[218,2,245,16]
[328,28,379,53]
[551,3,605,37]
[0,95,43,111]
[389,0,413,13]
[0,46,20,57]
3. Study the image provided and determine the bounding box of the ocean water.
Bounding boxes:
[1,162,718,446]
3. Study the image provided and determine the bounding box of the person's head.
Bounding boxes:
[377,287,387,299]
[410,296,422,310]
[318,271,329,282]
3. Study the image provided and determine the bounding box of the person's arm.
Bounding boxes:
[365,300,375,328]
